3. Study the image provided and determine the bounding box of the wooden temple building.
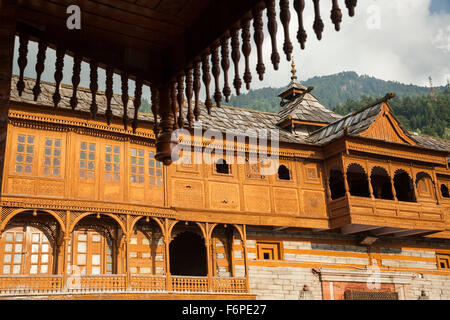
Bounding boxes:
[0,0,450,300]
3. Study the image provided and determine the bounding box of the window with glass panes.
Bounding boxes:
[130,148,145,184]
[79,142,96,180]
[15,134,34,174]
[43,138,62,177]
[105,145,120,182]
[148,151,163,186]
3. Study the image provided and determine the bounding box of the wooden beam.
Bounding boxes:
[341,224,379,235]
[0,0,17,191]
[370,227,404,237]
[393,229,439,238]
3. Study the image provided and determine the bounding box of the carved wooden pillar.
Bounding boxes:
[0,0,16,192]
[342,160,351,197]
[205,223,213,292]
[432,170,440,205]
[365,161,375,199]
[124,234,130,290]
[388,162,398,201]
[155,84,178,166]
[323,165,332,202]
[242,225,250,293]
[409,165,418,202]
[61,232,71,289]
[164,219,172,291]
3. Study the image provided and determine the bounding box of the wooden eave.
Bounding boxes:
[321,134,449,165]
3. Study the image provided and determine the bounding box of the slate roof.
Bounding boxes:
[9,76,312,145]
[9,76,450,154]
[278,92,343,124]
[307,102,384,145]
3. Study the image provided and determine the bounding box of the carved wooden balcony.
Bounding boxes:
[328,195,446,236]
[0,275,248,296]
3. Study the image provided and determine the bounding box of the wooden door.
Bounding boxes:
[0,226,53,275]
[72,230,113,275]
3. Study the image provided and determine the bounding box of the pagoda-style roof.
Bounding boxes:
[278,92,343,125]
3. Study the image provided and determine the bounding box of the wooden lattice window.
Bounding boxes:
[437,253,450,270]
[130,148,145,184]
[42,137,62,177]
[105,145,120,182]
[256,241,282,260]
[148,151,163,186]
[79,142,96,180]
[15,134,34,174]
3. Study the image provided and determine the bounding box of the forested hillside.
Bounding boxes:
[140,71,449,139]
[222,71,439,113]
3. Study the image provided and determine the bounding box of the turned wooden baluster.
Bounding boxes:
[253,6,265,81]
[279,0,293,61]
[70,54,82,110]
[241,17,252,90]
[211,42,222,108]
[230,26,242,96]
[53,47,65,108]
[170,79,179,129]
[345,0,357,17]
[121,72,129,130]
[150,84,160,137]
[89,60,98,119]
[331,0,343,31]
[312,0,324,40]
[105,66,114,125]
[202,52,213,114]
[220,35,231,102]
[193,59,202,121]
[32,40,47,101]
[177,74,185,128]
[132,78,143,133]
[265,0,280,70]
[293,0,307,49]
[185,68,194,128]
[16,32,29,97]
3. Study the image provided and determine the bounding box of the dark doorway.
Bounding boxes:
[394,170,416,202]
[371,167,394,200]
[169,231,207,276]
[346,164,370,197]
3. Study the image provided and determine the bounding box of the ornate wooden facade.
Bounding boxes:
[1,0,450,300]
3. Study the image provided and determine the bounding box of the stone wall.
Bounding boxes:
[243,227,450,300]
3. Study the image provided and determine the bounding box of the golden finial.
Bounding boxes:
[291,58,297,80]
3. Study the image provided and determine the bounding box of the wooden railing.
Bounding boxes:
[213,277,247,293]
[67,274,126,293]
[129,275,166,292]
[0,275,62,294]
[0,275,248,295]
[171,276,208,292]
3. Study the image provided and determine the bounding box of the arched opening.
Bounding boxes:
[216,158,230,174]
[0,211,62,276]
[129,218,164,275]
[371,166,394,200]
[170,225,207,276]
[278,165,290,180]
[346,163,370,197]
[394,170,416,202]
[71,214,124,275]
[415,172,435,200]
[210,224,240,278]
[329,166,346,199]
[441,184,450,198]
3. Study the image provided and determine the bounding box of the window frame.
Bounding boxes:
[256,241,283,261]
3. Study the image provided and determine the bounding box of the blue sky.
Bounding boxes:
[429,0,450,14]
